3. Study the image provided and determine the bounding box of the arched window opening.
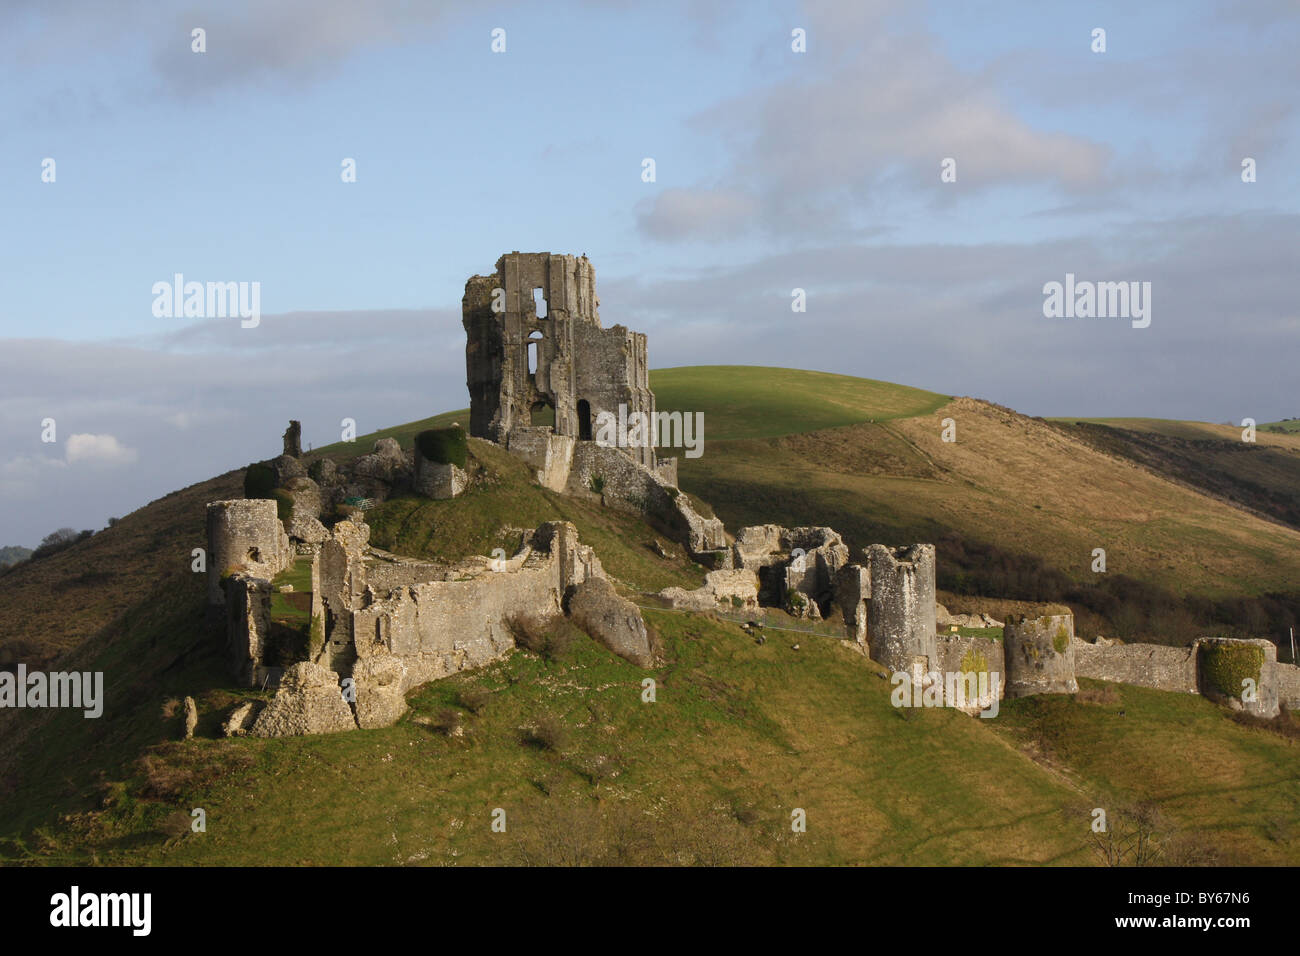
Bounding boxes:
[527,330,543,379]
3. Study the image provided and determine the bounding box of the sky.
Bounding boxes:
[1,0,1297,547]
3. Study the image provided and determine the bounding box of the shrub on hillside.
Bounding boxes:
[507,613,579,661]
[243,462,277,499]
[415,426,467,468]
[526,715,567,751]
[30,528,93,561]
[457,686,492,714]
[431,708,463,737]
[271,488,294,522]
[1199,642,1265,700]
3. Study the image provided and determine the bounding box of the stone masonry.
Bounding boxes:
[206,499,292,607]
[865,544,937,675]
[1003,610,1078,698]
[463,252,656,468]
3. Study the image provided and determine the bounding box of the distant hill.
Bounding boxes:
[0,546,31,569]
[1052,417,1300,532]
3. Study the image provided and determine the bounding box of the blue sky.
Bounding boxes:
[1,0,1298,546]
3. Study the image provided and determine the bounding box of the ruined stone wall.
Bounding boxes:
[413,452,467,499]
[865,544,937,674]
[318,519,369,672]
[566,441,727,563]
[504,428,574,492]
[833,564,870,644]
[659,569,761,612]
[223,573,273,687]
[345,522,604,727]
[1073,639,1198,694]
[206,499,291,606]
[571,323,656,469]
[462,252,656,468]
[1003,612,1077,697]
[1277,662,1300,710]
[935,633,1005,714]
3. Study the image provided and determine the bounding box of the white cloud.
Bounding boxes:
[64,433,138,466]
[636,188,759,241]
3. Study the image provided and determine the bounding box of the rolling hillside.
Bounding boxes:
[2,366,1299,866]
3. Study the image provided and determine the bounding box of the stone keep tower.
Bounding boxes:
[865,543,938,674]
[462,252,657,468]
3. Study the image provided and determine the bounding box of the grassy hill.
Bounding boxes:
[651,366,950,439]
[1050,418,1300,533]
[3,365,1300,865]
[7,593,1297,866]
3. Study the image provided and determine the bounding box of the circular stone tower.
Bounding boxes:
[1003,608,1078,698]
[206,498,289,606]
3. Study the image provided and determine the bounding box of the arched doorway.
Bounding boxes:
[577,400,592,441]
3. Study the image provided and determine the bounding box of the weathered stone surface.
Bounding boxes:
[935,633,1005,714]
[733,525,848,616]
[372,437,404,464]
[865,544,937,675]
[568,576,653,667]
[659,569,760,611]
[352,453,392,482]
[341,522,602,707]
[206,498,292,606]
[320,520,369,671]
[505,428,574,491]
[183,696,198,739]
[566,441,727,561]
[222,701,259,737]
[251,662,357,737]
[352,654,408,729]
[834,564,871,644]
[269,453,306,485]
[223,573,273,687]
[464,252,656,469]
[413,454,467,499]
[1278,661,1300,710]
[1074,639,1197,693]
[282,476,326,543]
[1003,611,1077,698]
[283,420,302,458]
[309,457,338,485]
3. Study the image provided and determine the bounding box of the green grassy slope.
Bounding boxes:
[364,438,703,593]
[651,366,949,440]
[4,365,1300,866]
[7,603,1295,866]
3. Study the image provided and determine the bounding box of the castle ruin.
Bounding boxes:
[202,251,1300,736]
